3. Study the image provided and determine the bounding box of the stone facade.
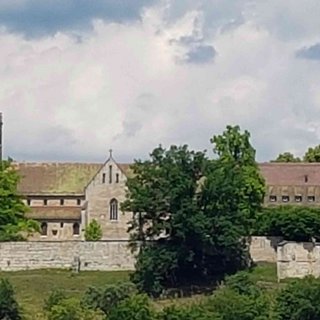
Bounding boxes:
[249,236,283,263]
[277,241,320,280]
[84,158,132,240]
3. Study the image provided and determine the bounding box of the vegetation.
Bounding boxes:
[123,125,265,296]
[0,160,39,240]
[3,264,320,320]
[272,152,301,163]
[84,219,103,241]
[273,144,320,162]
[0,278,21,320]
[254,206,320,241]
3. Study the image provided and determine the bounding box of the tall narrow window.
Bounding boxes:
[102,173,106,183]
[109,165,112,184]
[44,199,48,206]
[73,223,80,235]
[116,173,119,183]
[41,222,48,236]
[27,199,31,206]
[60,199,64,206]
[77,199,81,206]
[110,198,118,220]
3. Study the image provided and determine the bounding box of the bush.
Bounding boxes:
[159,304,221,320]
[275,276,320,320]
[108,294,155,320]
[44,289,67,312]
[83,282,137,315]
[84,219,103,241]
[254,206,320,241]
[224,271,259,296]
[0,278,21,320]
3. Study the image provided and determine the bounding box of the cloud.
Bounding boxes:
[296,43,320,60]
[1,1,320,163]
[0,0,155,38]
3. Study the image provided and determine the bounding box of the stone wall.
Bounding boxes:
[0,237,278,272]
[0,241,135,271]
[277,241,320,280]
[249,236,283,262]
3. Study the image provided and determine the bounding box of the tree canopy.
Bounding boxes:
[0,160,38,241]
[122,125,265,296]
[272,152,301,163]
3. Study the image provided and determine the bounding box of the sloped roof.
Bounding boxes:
[259,163,320,186]
[14,162,133,196]
[26,207,81,220]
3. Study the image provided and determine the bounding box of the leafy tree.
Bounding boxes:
[84,219,102,241]
[0,160,39,241]
[0,278,21,320]
[275,276,320,320]
[254,206,320,241]
[272,152,301,163]
[123,125,265,296]
[304,145,320,162]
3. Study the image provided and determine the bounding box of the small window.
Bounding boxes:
[40,222,48,236]
[44,199,48,206]
[269,195,277,202]
[109,165,112,184]
[60,222,64,228]
[116,173,119,183]
[305,175,308,183]
[308,196,315,202]
[77,199,81,206]
[73,223,80,235]
[60,199,64,206]
[102,173,106,183]
[282,196,290,202]
[27,199,31,206]
[110,198,118,220]
[295,195,302,202]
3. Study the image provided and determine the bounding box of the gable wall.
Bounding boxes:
[85,158,132,240]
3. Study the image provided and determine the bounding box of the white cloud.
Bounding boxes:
[1,1,320,162]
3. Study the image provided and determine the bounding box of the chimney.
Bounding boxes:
[0,112,2,162]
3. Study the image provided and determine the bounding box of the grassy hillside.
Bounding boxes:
[0,263,277,319]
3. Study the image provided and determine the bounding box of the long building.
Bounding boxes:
[14,158,320,241]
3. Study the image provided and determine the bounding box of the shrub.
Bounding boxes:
[275,276,320,320]
[44,289,67,312]
[47,297,104,320]
[224,271,259,296]
[0,278,21,320]
[159,304,221,320]
[108,294,155,320]
[84,219,103,241]
[83,282,137,315]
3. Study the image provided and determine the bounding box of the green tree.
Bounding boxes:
[0,160,39,241]
[275,276,320,320]
[254,206,320,242]
[272,152,301,163]
[0,278,21,320]
[84,219,102,241]
[123,126,265,296]
[304,145,320,162]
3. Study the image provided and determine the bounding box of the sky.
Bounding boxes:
[1,0,320,163]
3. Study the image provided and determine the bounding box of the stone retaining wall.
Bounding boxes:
[0,236,278,271]
[0,241,135,271]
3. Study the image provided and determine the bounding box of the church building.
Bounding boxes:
[14,156,320,241]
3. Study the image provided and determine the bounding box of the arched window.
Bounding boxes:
[40,222,48,236]
[73,223,80,235]
[110,198,118,220]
